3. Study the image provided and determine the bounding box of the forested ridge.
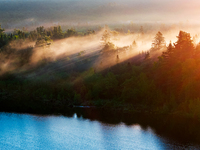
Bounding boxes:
[1,24,200,120]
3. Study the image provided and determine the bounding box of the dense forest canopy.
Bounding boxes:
[1,22,200,120]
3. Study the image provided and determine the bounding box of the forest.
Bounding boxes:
[1,23,200,120]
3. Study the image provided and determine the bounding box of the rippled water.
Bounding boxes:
[0,111,199,150]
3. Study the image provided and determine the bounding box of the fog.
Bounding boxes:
[1,25,200,80]
[1,0,200,30]
[1,0,200,80]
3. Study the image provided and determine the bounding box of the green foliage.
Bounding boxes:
[2,28,200,119]
[73,92,81,105]
[64,28,77,38]
[0,25,9,48]
[104,72,118,91]
[121,73,158,105]
[35,36,52,47]
[0,24,5,35]
[85,30,95,36]
[53,25,63,39]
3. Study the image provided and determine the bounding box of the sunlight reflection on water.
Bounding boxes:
[0,112,199,150]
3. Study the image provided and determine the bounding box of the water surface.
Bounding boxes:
[0,110,199,150]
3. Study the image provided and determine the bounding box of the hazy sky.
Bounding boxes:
[1,0,200,28]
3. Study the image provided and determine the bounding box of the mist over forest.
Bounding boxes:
[2,0,200,123]
[3,1,200,149]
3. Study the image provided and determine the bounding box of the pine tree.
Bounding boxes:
[57,25,63,38]
[132,40,137,47]
[151,31,166,51]
[174,31,194,61]
[144,51,150,60]
[162,41,174,60]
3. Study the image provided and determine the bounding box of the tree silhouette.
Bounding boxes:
[65,28,76,38]
[0,25,6,48]
[140,26,144,35]
[101,29,116,52]
[174,31,194,61]
[101,29,110,45]
[144,51,150,60]
[53,26,63,39]
[162,41,174,60]
[151,31,166,52]
[35,36,52,48]
[116,55,120,63]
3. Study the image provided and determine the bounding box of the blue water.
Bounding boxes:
[0,112,199,150]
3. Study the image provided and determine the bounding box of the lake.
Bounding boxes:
[0,108,199,150]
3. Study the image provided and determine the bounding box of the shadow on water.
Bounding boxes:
[62,108,200,146]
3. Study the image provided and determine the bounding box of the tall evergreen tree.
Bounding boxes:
[151,31,166,52]
[174,31,194,61]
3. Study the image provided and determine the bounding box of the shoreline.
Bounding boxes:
[0,103,197,121]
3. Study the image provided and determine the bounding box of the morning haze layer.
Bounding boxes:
[1,0,200,29]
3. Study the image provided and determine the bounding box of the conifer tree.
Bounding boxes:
[151,31,166,51]
[174,31,194,61]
